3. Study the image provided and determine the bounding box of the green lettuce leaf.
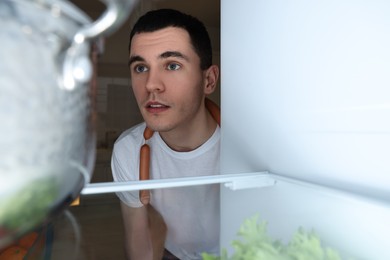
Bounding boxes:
[203,215,349,260]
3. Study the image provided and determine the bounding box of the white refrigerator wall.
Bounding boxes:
[221,0,390,258]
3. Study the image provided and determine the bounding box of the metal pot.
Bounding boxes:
[0,0,136,248]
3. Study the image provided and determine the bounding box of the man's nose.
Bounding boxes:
[145,69,164,93]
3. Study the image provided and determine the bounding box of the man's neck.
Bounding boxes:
[159,109,218,152]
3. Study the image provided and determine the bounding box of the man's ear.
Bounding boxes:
[203,65,219,95]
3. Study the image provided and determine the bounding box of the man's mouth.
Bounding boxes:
[149,104,165,108]
[146,102,169,112]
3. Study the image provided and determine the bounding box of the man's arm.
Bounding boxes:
[120,202,153,260]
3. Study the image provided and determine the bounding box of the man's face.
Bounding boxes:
[129,27,208,133]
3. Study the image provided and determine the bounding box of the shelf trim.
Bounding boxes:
[81,171,273,195]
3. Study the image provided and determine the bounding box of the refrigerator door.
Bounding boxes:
[221,0,390,258]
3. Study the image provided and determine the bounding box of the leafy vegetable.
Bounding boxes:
[203,215,348,260]
[0,176,58,232]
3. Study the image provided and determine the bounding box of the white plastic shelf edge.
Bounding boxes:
[81,171,273,195]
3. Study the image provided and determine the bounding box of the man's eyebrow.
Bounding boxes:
[128,55,144,66]
[160,51,189,62]
[128,51,189,67]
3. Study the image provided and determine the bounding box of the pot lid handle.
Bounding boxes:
[74,0,138,43]
[62,0,138,90]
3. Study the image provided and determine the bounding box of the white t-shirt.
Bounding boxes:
[111,122,220,259]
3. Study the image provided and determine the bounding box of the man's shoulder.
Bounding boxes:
[114,122,146,148]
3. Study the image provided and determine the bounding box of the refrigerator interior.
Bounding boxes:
[221,181,390,259]
[220,0,390,258]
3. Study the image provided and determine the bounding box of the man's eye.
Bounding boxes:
[167,63,181,71]
[134,65,148,73]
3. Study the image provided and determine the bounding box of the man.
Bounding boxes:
[111,9,220,259]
